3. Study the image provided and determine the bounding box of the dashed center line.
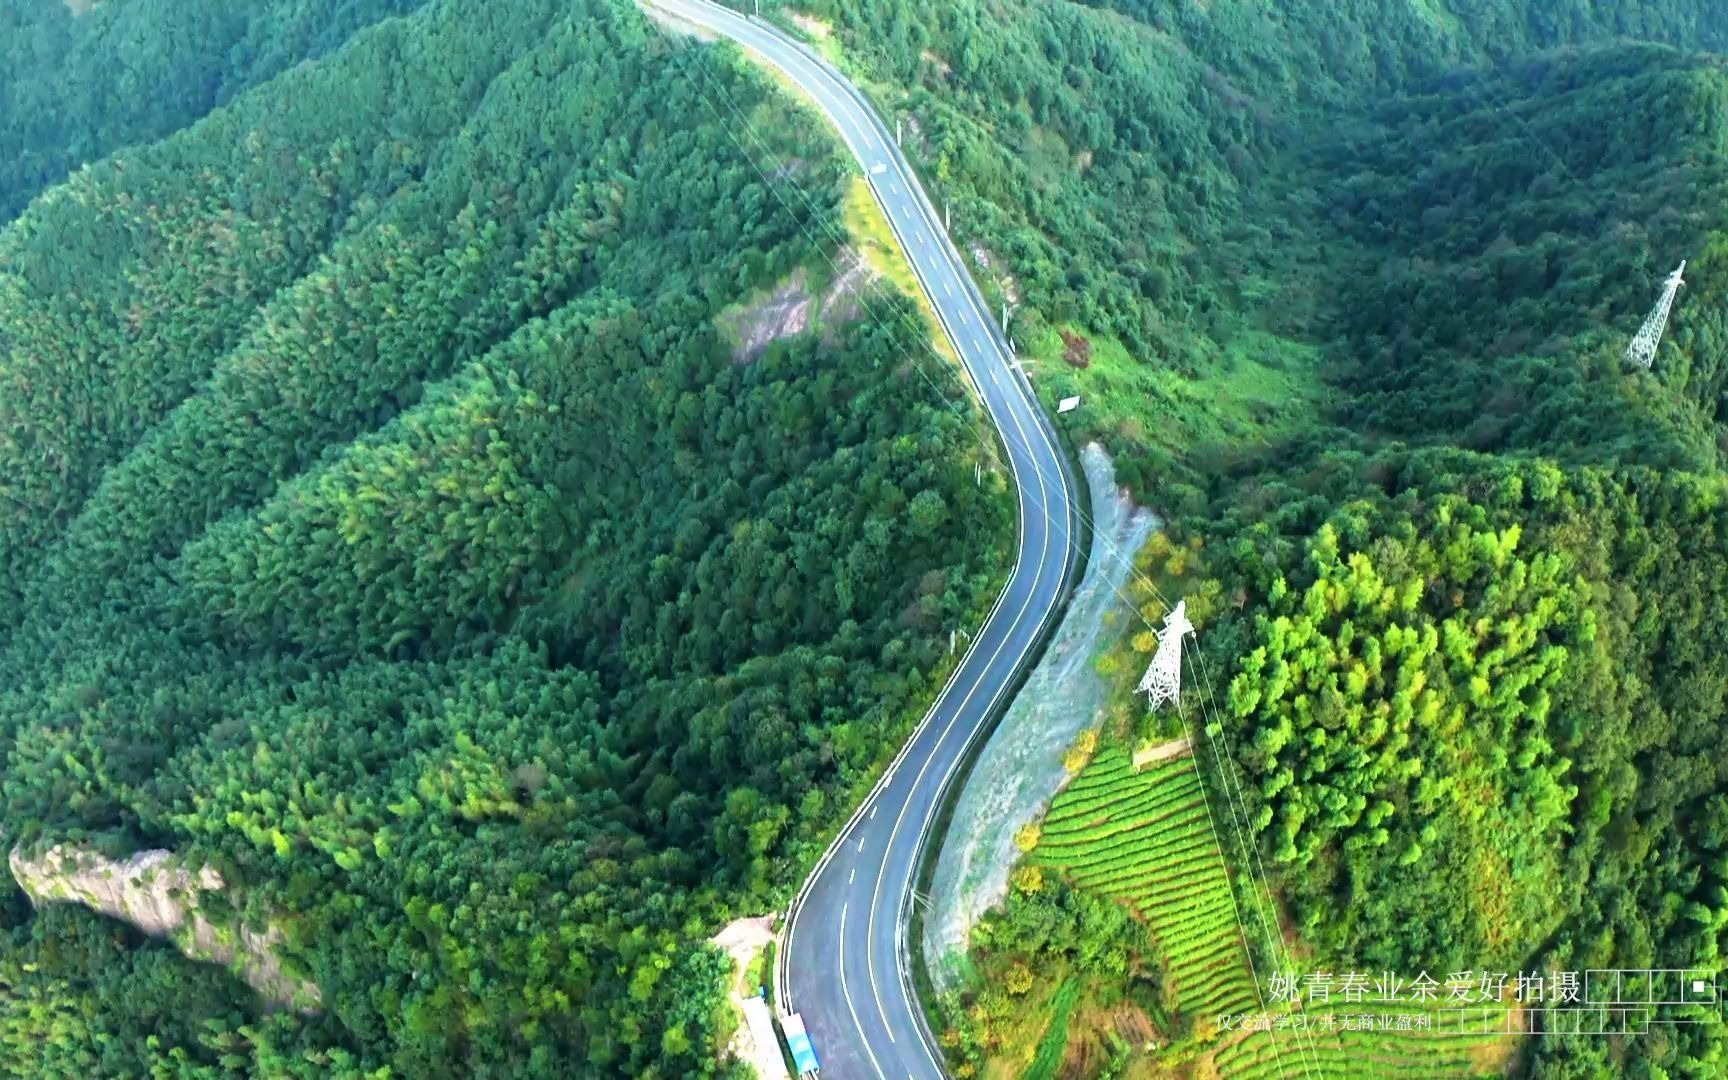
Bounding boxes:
[836,903,888,1079]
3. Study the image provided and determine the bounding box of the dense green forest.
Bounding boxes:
[781,0,1728,1076]
[0,0,1009,1075]
[0,0,436,224]
[13,0,1728,1075]
[1193,61,1728,1062]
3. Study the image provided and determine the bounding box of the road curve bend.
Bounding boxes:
[642,2,1080,1075]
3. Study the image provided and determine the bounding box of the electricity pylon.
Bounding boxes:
[1627,261,1686,370]
[1136,599,1194,712]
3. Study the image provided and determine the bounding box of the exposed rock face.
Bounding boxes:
[9,843,321,1012]
[970,243,1021,305]
[731,271,816,362]
[711,913,777,969]
[638,0,720,41]
[721,247,871,362]
[787,12,832,42]
[817,246,871,341]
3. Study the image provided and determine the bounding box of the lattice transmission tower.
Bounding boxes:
[1136,599,1195,712]
[1627,261,1686,370]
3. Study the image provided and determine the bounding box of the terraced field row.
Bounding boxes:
[1032,747,1261,1020]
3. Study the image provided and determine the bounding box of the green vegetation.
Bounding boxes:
[0,0,430,224]
[789,0,1728,1076]
[840,175,956,361]
[0,904,362,1078]
[1025,978,1082,1080]
[1033,750,1256,1023]
[13,0,1728,1076]
[955,743,1523,1076]
[1222,501,1584,969]
[943,864,1158,1076]
[0,0,1009,1075]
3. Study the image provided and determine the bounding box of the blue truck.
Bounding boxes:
[780,1012,820,1078]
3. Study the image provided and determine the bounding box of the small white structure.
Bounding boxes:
[1627,261,1686,370]
[740,996,790,1080]
[1057,395,1081,414]
[1136,599,1194,712]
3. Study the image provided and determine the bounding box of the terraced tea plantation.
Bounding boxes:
[1031,747,1260,1021]
[1030,747,1522,1078]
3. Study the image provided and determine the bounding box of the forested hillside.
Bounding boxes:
[794,0,1728,493]
[14,0,1728,1075]
[0,0,439,224]
[783,0,1728,1076]
[0,0,1010,1075]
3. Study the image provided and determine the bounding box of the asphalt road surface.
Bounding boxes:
[643,2,1080,1074]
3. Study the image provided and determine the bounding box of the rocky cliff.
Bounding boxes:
[9,843,320,1011]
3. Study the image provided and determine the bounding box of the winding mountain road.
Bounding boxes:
[643,2,1080,1074]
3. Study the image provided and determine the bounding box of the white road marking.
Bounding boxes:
[870,804,878,820]
[849,868,856,884]
[862,293,1068,1075]
[959,309,970,325]
[943,281,954,298]
[689,10,1080,1078]
[857,835,866,853]
[838,904,889,1079]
